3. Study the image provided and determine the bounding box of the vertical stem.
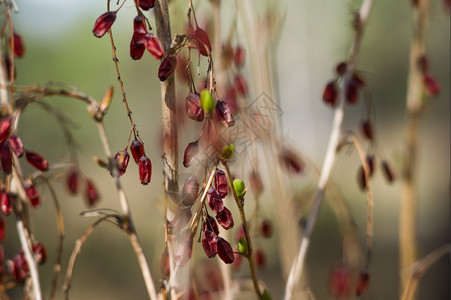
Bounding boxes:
[400,0,428,293]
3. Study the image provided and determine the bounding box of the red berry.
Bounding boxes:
[158,55,177,81]
[130,139,145,164]
[24,182,40,208]
[355,270,370,296]
[130,33,146,60]
[181,175,200,207]
[185,93,204,122]
[67,169,79,194]
[194,26,212,57]
[25,150,49,172]
[346,80,359,104]
[207,188,224,215]
[145,34,164,59]
[360,120,374,141]
[234,74,248,96]
[93,11,117,38]
[279,148,304,174]
[233,46,245,68]
[254,249,266,268]
[8,135,24,157]
[112,149,130,176]
[85,179,100,206]
[336,62,347,76]
[225,87,238,113]
[32,243,47,265]
[138,0,155,10]
[329,263,352,298]
[13,32,25,57]
[202,230,218,258]
[183,141,199,168]
[133,15,147,35]
[322,81,338,107]
[260,219,272,238]
[381,160,395,183]
[216,206,234,230]
[10,252,29,282]
[203,215,220,235]
[139,156,152,185]
[423,73,440,97]
[0,216,5,241]
[217,237,234,264]
[0,142,12,174]
[0,117,12,144]
[0,191,12,215]
[215,100,235,128]
[214,169,228,198]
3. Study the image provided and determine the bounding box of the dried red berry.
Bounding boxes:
[130,33,146,60]
[279,148,304,174]
[329,263,352,298]
[85,179,100,206]
[214,169,228,198]
[185,93,204,122]
[346,80,359,104]
[183,141,199,168]
[215,100,235,128]
[360,120,374,141]
[254,249,266,268]
[139,156,152,185]
[10,252,29,282]
[336,62,347,76]
[32,243,47,265]
[93,11,117,38]
[322,81,338,107]
[381,160,395,183]
[24,182,40,208]
[130,139,145,163]
[0,191,12,215]
[233,46,245,68]
[423,73,440,97]
[158,55,177,81]
[355,270,370,296]
[207,188,224,215]
[0,216,5,241]
[13,32,25,57]
[202,230,218,258]
[133,15,147,35]
[112,149,130,176]
[203,215,220,235]
[25,150,49,172]
[138,0,155,10]
[67,169,79,194]
[145,34,164,59]
[194,26,212,57]
[8,135,24,157]
[234,74,248,96]
[216,206,234,230]
[0,118,12,144]
[260,219,272,238]
[0,142,12,174]
[217,237,234,264]
[181,175,200,207]
[357,155,375,190]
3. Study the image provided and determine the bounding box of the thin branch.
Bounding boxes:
[284,1,374,299]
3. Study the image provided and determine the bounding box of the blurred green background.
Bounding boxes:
[2,0,449,299]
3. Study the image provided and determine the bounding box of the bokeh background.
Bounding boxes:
[3,0,449,299]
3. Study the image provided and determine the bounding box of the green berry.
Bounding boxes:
[233,178,245,198]
[200,89,215,113]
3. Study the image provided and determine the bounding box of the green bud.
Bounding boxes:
[200,89,216,113]
[220,144,234,160]
[233,178,245,198]
[238,237,248,255]
[261,289,272,300]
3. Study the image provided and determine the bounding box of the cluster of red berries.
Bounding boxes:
[112,139,152,185]
[65,168,100,206]
[329,263,370,298]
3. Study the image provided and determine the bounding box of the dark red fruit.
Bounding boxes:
[130,139,145,163]
[217,237,234,264]
[0,191,13,215]
[254,249,266,268]
[25,150,49,172]
[133,15,147,35]
[24,182,40,208]
[158,55,177,81]
[32,243,47,265]
[234,74,248,96]
[207,188,224,215]
[423,73,440,97]
[0,118,12,144]
[112,149,130,176]
[85,179,100,206]
[322,81,338,107]
[183,141,199,168]
[214,169,228,198]
[138,0,155,10]
[9,135,24,157]
[202,230,218,258]
[185,93,204,122]
[67,169,79,194]
[215,100,235,128]
[194,26,212,56]
[355,270,370,296]
[93,11,117,38]
[145,34,164,59]
[13,32,25,57]
[336,62,347,76]
[381,160,395,183]
[360,120,374,141]
[203,215,220,235]
[260,219,272,238]
[233,46,245,68]
[10,252,29,282]
[279,148,304,174]
[0,142,12,174]
[345,80,359,104]
[357,155,375,190]
[181,175,200,207]
[130,33,146,60]
[139,156,152,185]
[0,216,5,241]
[329,263,352,298]
[216,206,234,230]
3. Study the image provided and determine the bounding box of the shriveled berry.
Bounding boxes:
[67,169,79,194]
[25,150,49,172]
[207,188,224,215]
[200,89,216,114]
[329,263,352,298]
[217,237,234,264]
[423,73,440,97]
[355,270,370,296]
[158,55,177,81]
[24,182,40,208]
[13,32,25,57]
[130,33,146,60]
[215,100,235,128]
[232,179,245,198]
[203,215,220,235]
[139,156,152,185]
[0,118,12,144]
[260,219,272,238]
[254,249,266,268]
[183,141,199,168]
[234,74,248,96]
[322,81,338,107]
[130,139,145,164]
[138,0,155,10]
[0,216,5,241]
[185,93,204,122]
[181,175,200,207]
[112,149,130,176]
[202,230,218,258]
[214,169,228,198]
[360,120,374,141]
[194,26,212,57]
[93,11,117,38]
[216,206,234,230]
[9,135,24,157]
[381,160,395,183]
[233,46,245,68]
[85,179,100,206]
[0,142,12,174]
[32,243,47,265]
[145,34,164,59]
[0,191,13,215]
